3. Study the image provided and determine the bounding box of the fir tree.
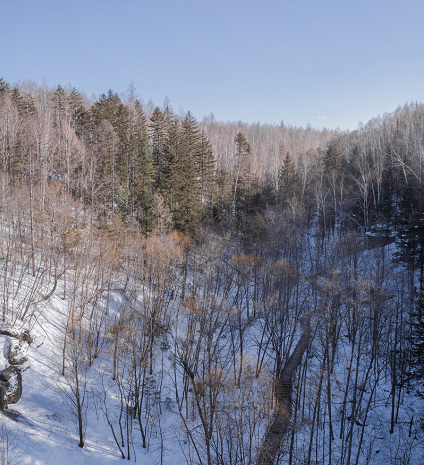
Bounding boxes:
[322,140,348,233]
[69,88,88,138]
[91,90,131,218]
[278,151,298,206]
[53,85,67,117]
[233,132,253,216]
[198,130,216,216]
[0,78,10,95]
[149,107,167,191]
[11,87,36,116]
[161,106,179,199]
[396,177,424,397]
[396,179,424,289]
[171,111,202,231]
[128,101,155,231]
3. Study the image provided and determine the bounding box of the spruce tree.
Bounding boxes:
[233,132,253,216]
[0,78,10,95]
[397,177,424,396]
[0,80,20,182]
[91,90,130,219]
[396,179,424,289]
[278,151,298,206]
[161,106,179,200]
[53,85,67,116]
[128,100,155,231]
[149,107,167,191]
[198,130,216,216]
[323,140,348,233]
[171,111,202,231]
[69,88,89,139]
[11,87,36,116]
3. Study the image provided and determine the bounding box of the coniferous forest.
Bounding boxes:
[1,78,424,464]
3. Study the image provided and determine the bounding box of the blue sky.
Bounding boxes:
[1,0,424,130]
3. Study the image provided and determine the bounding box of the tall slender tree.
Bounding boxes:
[149,107,167,192]
[278,150,299,206]
[171,111,202,231]
[233,132,253,216]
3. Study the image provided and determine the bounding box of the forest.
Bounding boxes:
[0,78,423,464]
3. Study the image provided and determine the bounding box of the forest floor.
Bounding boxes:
[1,239,424,465]
[0,285,183,465]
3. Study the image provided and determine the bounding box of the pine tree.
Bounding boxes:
[396,177,424,396]
[69,88,88,138]
[322,140,348,233]
[171,111,202,231]
[0,78,10,95]
[278,151,298,206]
[11,87,36,116]
[396,179,424,289]
[53,85,67,116]
[0,82,20,182]
[233,132,253,216]
[51,85,73,191]
[128,100,155,231]
[197,130,216,216]
[91,90,130,219]
[149,107,167,191]
[161,106,179,201]
[376,162,397,227]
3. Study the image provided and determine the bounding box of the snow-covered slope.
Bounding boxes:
[1,234,424,465]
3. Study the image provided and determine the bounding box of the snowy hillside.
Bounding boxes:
[0,225,421,465]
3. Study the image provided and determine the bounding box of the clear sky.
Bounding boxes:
[1,0,424,130]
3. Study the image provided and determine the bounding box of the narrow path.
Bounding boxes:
[256,318,311,465]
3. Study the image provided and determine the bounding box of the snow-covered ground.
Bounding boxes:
[4,294,127,465]
[0,235,423,465]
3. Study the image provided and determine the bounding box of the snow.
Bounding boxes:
[0,338,10,372]
[0,235,423,464]
[0,271,198,465]
[7,296,121,464]
[0,292,131,463]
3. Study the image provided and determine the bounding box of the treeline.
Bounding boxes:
[1,79,423,245]
[0,78,336,235]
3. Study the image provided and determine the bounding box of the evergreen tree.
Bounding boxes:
[69,88,88,138]
[128,100,155,231]
[92,90,124,128]
[149,107,167,191]
[322,140,348,233]
[95,120,119,214]
[53,85,67,117]
[0,83,21,182]
[197,130,216,216]
[0,78,10,95]
[233,132,253,216]
[51,85,73,191]
[215,167,233,221]
[161,106,179,201]
[91,90,130,218]
[171,111,202,231]
[278,151,298,206]
[396,177,424,396]
[11,87,36,116]
[323,140,345,174]
[396,179,424,289]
